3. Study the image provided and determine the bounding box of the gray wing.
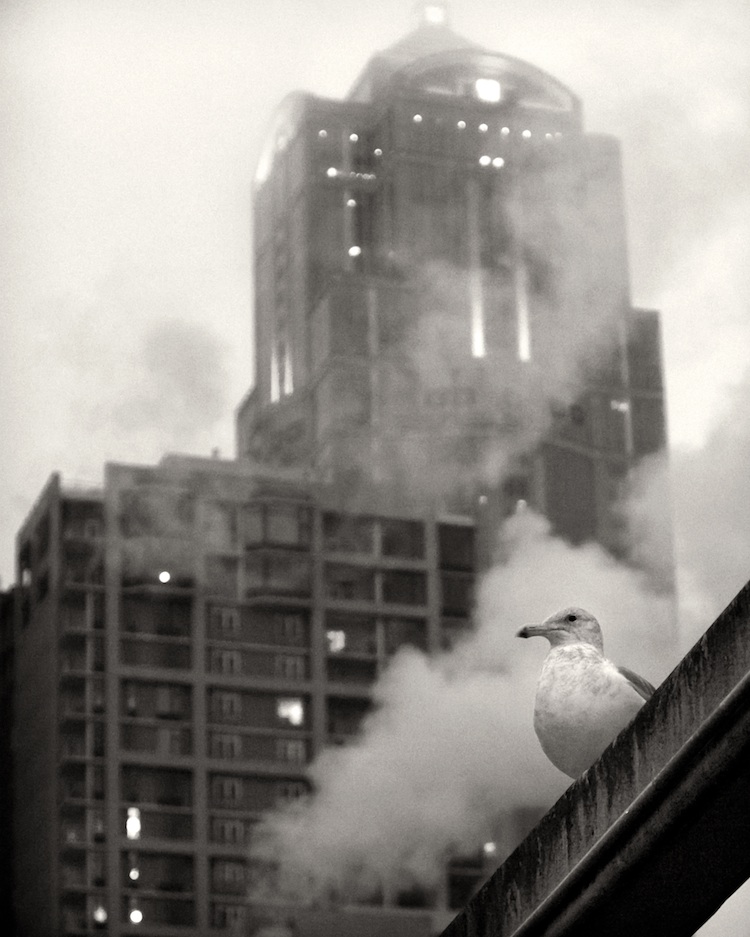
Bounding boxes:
[617,665,656,701]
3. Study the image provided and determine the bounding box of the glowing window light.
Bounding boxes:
[457,120,466,129]
[346,198,357,208]
[327,630,346,653]
[277,698,304,726]
[373,147,383,156]
[349,133,359,142]
[478,155,492,166]
[126,807,141,840]
[501,126,510,136]
[516,263,531,362]
[610,399,630,413]
[545,132,553,139]
[318,129,328,138]
[158,570,170,584]
[475,78,501,102]
[492,157,505,168]
[93,906,108,924]
[129,866,140,882]
[412,114,423,123]
[348,245,362,257]
[130,908,143,925]
[326,167,338,178]
[483,841,498,857]
[478,122,489,133]
[522,129,532,138]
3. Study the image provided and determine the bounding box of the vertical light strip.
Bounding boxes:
[466,178,486,358]
[270,343,280,402]
[515,261,531,361]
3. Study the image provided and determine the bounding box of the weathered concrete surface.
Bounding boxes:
[440,582,750,937]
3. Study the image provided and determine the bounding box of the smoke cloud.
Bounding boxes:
[251,509,677,902]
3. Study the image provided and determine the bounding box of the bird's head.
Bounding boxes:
[516,606,604,651]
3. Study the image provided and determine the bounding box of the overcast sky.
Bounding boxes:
[1,0,749,926]
[1,0,748,584]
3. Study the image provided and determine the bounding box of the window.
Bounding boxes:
[272,612,308,647]
[440,572,474,616]
[276,698,305,727]
[210,817,247,845]
[273,654,307,680]
[275,780,309,805]
[381,570,427,606]
[325,613,377,654]
[209,649,242,676]
[323,512,375,554]
[275,738,307,764]
[212,859,246,894]
[380,519,424,559]
[209,605,241,637]
[266,504,311,546]
[214,691,242,722]
[325,564,375,601]
[211,775,243,808]
[438,523,475,570]
[210,733,242,759]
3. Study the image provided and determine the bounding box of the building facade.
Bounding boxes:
[237,4,667,558]
[7,6,669,937]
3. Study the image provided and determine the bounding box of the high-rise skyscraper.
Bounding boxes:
[237,2,666,557]
[4,7,669,937]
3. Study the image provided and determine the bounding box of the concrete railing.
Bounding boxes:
[440,582,750,937]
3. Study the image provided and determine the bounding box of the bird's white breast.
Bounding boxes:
[533,644,646,778]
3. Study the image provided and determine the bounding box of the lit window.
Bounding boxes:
[611,399,630,413]
[475,78,501,102]
[522,129,532,138]
[478,123,488,133]
[457,120,466,129]
[327,630,346,653]
[478,155,491,166]
[126,807,141,840]
[326,167,338,178]
[545,132,553,139]
[483,841,498,857]
[318,129,327,138]
[347,198,357,208]
[348,245,362,257]
[349,133,359,142]
[93,905,107,924]
[412,114,423,123]
[501,126,510,136]
[130,907,143,925]
[158,570,170,583]
[373,148,383,156]
[492,157,505,168]
[277,698,305,726]
[129,866,140,882]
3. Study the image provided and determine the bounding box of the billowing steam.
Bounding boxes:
[250,509,677,903]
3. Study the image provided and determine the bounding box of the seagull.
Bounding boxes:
[517,606,655,779]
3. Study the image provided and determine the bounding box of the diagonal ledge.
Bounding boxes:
[440,582,750,937]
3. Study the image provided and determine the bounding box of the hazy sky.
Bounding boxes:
[2,1,749,927]
[1,0,748,584]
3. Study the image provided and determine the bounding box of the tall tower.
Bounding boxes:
[236,4,667,560]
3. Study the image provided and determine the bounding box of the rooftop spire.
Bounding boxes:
[413,2,450,28]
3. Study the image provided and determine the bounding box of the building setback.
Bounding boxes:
[6,6,669,937]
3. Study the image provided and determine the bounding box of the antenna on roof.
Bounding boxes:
[414,3,450,27]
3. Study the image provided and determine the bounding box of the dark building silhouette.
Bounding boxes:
[5,5,669,936]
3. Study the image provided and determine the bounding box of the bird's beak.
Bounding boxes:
[516,624,551,639]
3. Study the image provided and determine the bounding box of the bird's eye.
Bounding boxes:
[566,613,577,622]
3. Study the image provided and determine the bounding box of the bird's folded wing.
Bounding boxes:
[617,665,656,701]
